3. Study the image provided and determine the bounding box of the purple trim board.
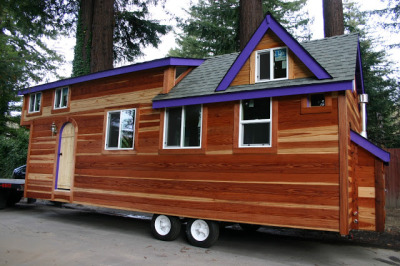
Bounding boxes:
[215,13,331,92]
[153,80,353,109]
[350,130,390,163]
[54,123,68,190]
[19,57,205,95]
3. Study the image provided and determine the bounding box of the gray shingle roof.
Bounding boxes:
[153,33,359,102]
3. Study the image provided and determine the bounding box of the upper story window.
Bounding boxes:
[256,47,288,82]
[164,105,202,149]
[239,98,272,147]
[105,109,136,150]
[54,87,69,109]
[28,92,42,113]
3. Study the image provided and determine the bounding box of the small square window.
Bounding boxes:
[309,93,325,107]
[256,47,288,82]
[105,109,136,150]
[29,93,41,113]
[54,87,69,109]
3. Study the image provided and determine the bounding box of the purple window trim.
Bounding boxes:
[350,130,390,163]
[215,13,331,92]
[54,123,68,190]
[19,57,205,96]
[153,80,353,109]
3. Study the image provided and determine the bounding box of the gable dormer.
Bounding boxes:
[231,30,315,86]
[216,13,331,92]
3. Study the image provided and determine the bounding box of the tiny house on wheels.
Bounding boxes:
[19,14,390,248]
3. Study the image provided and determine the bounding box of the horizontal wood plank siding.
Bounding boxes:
[23,67,342,232]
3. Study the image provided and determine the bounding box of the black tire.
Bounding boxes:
[151,214,181,241]
[239,223,261,232]
[27,198,37,204]
[6,191,23,207]
[0,192,7,210]
[186,219,219,248]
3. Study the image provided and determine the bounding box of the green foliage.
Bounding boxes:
[0,126,29,178]
[371,0,400,48]
[169,0,310,58]
[72,0,170,75]
[344,1,400,148]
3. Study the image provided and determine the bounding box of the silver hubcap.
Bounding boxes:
[154,215,171,236]
[190,220,209,241]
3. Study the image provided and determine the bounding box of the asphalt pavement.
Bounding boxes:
[0,201,399,266]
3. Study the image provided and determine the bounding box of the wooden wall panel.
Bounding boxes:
[23,79,343,232]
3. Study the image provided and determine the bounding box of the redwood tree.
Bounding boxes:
[239,0,263,50]
[323,0,344,37]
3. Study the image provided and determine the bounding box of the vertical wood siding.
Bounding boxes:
[385,148,400,209]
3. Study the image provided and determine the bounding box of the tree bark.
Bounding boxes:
[323,0,344,37]
[81,0,94,69]
[239,0,263,50]
[90,0,114,72]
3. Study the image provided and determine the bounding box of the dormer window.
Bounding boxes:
[256,47,288,82]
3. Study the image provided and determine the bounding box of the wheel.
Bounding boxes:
[27,198,37,204]
[6,191,23,207]
[151,214,181,241]
[185,219,219,248]
[0,192,7,210]
[239,223,261,232]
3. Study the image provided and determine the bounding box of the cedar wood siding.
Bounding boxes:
[21,71,343,232]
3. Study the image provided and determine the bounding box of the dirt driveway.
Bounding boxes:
[0,201,399,266]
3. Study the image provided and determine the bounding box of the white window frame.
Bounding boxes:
[105,108,136,150]
[54,87,69,109]
[256,47,288,83]
[28,92,42,113]
[163,105,203,149]
[239,98,272,147]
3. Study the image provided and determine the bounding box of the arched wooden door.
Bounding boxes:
[56,123,75,190]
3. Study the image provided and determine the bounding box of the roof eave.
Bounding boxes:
[19,57,205,95]
[350,130,390,163]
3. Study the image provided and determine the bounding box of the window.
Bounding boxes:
[239,98,272,147]
[164,105,202,149]
[256,47,288,82]
[54,87,69,109]
[309,93,325,107]
[105,109,136,150]
[28,93,41,113]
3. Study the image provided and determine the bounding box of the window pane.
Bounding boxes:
[259,52,270,80]
[166,107,182,146]
[55,89,61,108]
[61,87,68,107]
[184,105,201,147]
[310,94,325,107]
[243,123,270,145]
[119,110,135,148]
[107,112,120,148]
[35,93,41,112]
[273,48,287,79]
[242,98,270,120]
[29,94,35,112]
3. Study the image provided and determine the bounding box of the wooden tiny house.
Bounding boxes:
[20,14,390,247]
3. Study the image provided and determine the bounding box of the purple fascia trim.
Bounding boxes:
[350,130,390,163]
[54,123,68,190]
[215,14,331,92]
[19,57,205,95]
[153,80,352,109]
[356,41,365,94]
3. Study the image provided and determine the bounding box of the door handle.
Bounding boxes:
[59,153,63,156]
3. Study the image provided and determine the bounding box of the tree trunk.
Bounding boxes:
[239,0,263,50]
[323,0,344,37]
[91,0,114,72]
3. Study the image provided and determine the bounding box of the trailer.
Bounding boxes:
[18,14,390,247]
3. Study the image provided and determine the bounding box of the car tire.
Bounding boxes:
[186,219,219,248]
[151,214,181,241]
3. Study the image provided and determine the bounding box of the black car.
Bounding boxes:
[12,165,26,179]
